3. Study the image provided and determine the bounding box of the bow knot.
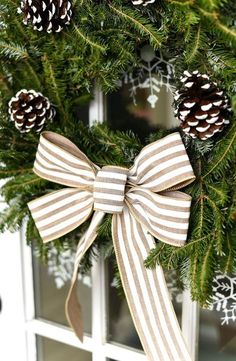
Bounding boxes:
[28,131,195,361]
[93,165,128,214]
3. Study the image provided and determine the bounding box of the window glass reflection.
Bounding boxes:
[199,308,236,361]
[37,336,92,361]
[33,249,92,334]
[107,72,178,140]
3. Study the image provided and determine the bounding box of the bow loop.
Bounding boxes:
[126,187,192,247]
[33,131,98,188]
[28,188,94,243]
[128,133,195,192]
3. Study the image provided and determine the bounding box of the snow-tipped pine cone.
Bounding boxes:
[175,70,231,140]
[132,0,156,5]
[8,89,55,133]
[18,0,72,33]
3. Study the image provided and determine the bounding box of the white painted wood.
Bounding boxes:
[26,319,94,351]
[182,289,199,361]
[90,86,107,361]
[21,226,36,322]
[92,258,107,361]
[104,342,146,361]
[25,332,37,361]
[20,225,38,361]
[25,319,147,361]
[89,87,105,126]
[0,226,28,360]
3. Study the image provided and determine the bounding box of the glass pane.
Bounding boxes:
[106,261,182,350]
[37,336,92,361]
[166,270,183,326]
[107,66,178,139]
[74,102,90,126]
[106,259,142,350]
[198,308,236,361]
[33,249,92,334]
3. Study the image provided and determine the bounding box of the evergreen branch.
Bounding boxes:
[207,183,228,206]
[223,234,234,273]
[167,0,194,5]
[216,21,236,41]
[0,168,32,175]
[72,22,106,52]
[185,24,201,63]
[199,239,214,303]
[2,176,42,191]
[203,123,236,178]
[198,193,204,237]
[108,4,163,48]
[42,54,69,123]
[190,250,200,299]
[197,6,236,43]
[0,41,28,60]
[205,196,223,255]
[23,60,41,89]
[145,243,166,268]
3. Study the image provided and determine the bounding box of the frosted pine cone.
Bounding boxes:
[8,89,55,133]
[132,0,156,5]
[175,70,231,140]
[18,0,72,33]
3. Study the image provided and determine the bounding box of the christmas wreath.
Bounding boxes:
[0,0,235,312]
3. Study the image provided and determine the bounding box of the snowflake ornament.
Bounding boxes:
[44,247,92,289]
[210,273,236,325]
[123,45,175,109]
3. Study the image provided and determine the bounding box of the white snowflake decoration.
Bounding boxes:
[210,273,236,325]
[43,247,92,289]
[123,45,175,109]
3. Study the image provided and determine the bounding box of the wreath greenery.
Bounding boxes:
[0,0,235,305]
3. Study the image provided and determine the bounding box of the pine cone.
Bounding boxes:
[132,0,156,5]
[8,89,55,133]
[18,0,72,33]
[175,70,231,140]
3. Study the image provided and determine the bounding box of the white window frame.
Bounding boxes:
[0,89,199,361]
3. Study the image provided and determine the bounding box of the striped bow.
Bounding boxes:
[28,131,195,361]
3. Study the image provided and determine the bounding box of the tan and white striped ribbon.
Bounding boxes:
[28,131,195,361]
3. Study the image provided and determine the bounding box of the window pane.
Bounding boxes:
[37,336,92,361]
[33,250,92,334]
[106,261,182,350]
[74,103,89,126]
[107,77,178,140]
[198,308,236,361]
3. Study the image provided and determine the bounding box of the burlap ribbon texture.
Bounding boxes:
[28,131,195,361]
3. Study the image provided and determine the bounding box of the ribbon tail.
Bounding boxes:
[65,211,105,341]
[112,206,192,361]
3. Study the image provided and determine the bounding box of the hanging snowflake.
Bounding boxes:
[43,247,92,289]
[210,273,236,325]
[123,45,175,109]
